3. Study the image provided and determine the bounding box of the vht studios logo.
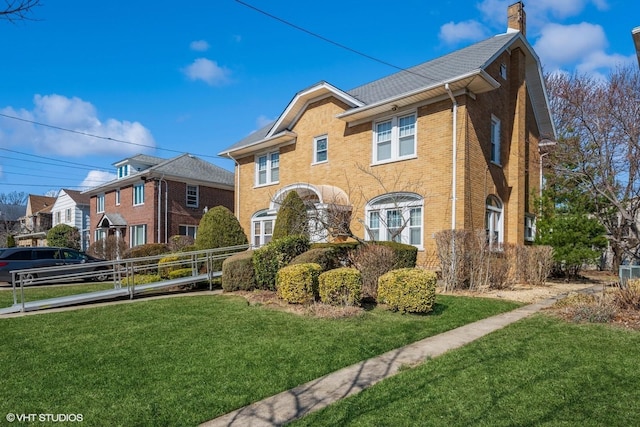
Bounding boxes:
[6,413,84,423]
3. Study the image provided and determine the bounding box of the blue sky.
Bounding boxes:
[0,0,638,197]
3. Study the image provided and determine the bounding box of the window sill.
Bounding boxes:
[254,181,279,189]
[312,160,328,166]
[371,155,418,167]
[490,161,503,168]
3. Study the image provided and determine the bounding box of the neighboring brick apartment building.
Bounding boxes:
[84,153,234,248]
[219,2,555,263]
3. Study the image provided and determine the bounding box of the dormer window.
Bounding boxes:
[118,164,130,179]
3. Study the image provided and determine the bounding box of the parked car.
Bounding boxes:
[0,247,110,283]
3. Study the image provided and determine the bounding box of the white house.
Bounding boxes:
[51,189,91,250]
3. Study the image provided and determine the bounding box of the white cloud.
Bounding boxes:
[0,94,156,157]
[439,20,488,44]
[79,170,117,190]
[189,40,210,52]
[182,58,230,86]
[535,22,607,67]
[256,115,275,129]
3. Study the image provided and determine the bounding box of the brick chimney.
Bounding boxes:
[507,2,526,36]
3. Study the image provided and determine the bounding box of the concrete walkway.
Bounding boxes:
[201,287,600,427]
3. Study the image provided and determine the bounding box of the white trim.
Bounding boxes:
[365,192,424,249]
[254,150,280,187]
[372,111,417,164]
[490,114,501,165]
[313,134,328,164]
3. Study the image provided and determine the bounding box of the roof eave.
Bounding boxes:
[337,70,500,123]
[219,130,297,158]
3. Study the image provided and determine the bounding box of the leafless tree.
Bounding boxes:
[0,191,27,243]
[545,66,640,271]
[1,0,41,22]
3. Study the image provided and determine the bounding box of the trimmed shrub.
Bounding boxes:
[318,267,362,306]
[377,268,438,314]
[47,224,80,249]
[276,263,321,304]
[124,243,170,259]
[168,235,195,252]
[195,206,248,270]
[158,254,189,278]
[290,247,340,272]
[272,191,309,240]
[222,250,256,292]
[376,241,418,268]
[168,268,194,280]
[253,235,310,290]
[311,242,359,266]
[349,244,396,299]
[122,274,161,286]
[6,235,16,248]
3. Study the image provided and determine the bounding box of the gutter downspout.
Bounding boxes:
[226,153,240,218]
[445,83,457,230]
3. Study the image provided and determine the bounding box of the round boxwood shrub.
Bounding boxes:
[168,268,193,280]
[276,263,321,304]
[377,268,437,314]
[253,235,310,290]
[221,250,256,292]
[318,267,362,306]
[290,247,340,272]
[158,254,189,278]
[47,224,80,249]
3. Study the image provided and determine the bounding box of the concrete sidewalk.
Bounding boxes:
[201,288,598,427]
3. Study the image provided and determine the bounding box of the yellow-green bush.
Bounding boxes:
[168,268,193,280]
[158,254,189,278]
[377,268,437,314]
[276,263,321,304]
[123,274,161,286]
[318,267,362,306]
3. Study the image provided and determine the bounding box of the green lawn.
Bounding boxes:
[0,294,519,426]
[292,314,640,427]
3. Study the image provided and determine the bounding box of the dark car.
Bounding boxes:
[0,247,110,283]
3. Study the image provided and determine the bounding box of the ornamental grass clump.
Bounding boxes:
[276,263,321,304]
[318,267,362,306]
[377,268,437,314]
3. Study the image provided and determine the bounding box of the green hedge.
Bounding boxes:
[221,250,256,292]
[377,268,437,314]
[290,247,341,272]
[124,243,170,259]
[253,235,310,290]
[276,263,321,304]
[311,242,359,265]
[318,267,362,306]
[375,241,418,268]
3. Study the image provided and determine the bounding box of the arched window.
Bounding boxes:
[365,193,423,248]
[486,195,503,248]
[251,210,276,248]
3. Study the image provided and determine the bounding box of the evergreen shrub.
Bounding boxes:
[290,247,340,271]
[221,250,256,292]
[377,268,437,314]
[253,235,310,290]
[276,263,321,304]
[318,267,362,306]
[272,191,309,240]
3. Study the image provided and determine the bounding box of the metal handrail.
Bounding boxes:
[9,245,249,312]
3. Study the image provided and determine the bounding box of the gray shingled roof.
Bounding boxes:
[347,33,518,104]
[222,32,530,155]
[152,154,234,187]
[113,153,165,167]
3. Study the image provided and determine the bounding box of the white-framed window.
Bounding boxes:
[491,115,501,165]
[96,194,105,213]
[65,208,71,222]
[186,185,199,208]
[525,214,536,242]
[373,113,416,164]
[251,210,276,247]
[486,195,504,249]
[115,189,121,206]
[94,229,107,242]
[313,135,328,164]
[133,183,145,206]
[55,211,61,224]
[500,63,507,79]
[117,165,129,179]
[365,193,423,248]
[179,225,198,239]
[130,224,146,247]
[256,151,280,186]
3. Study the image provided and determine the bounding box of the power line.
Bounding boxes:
[235,0,437,84]
[0,148,111,171]
[0,112,222,160]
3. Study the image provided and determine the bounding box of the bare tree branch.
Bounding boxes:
[1,0,41,22]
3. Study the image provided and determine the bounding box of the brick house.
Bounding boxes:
[219,2,555,263]
[84,153,234,248]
